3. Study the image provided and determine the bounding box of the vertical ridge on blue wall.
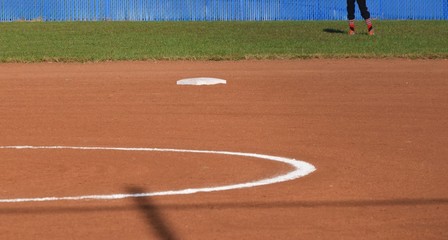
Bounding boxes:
[0,0,447,22]
[444,0,448,19]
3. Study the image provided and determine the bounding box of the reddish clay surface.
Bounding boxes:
[0,59,447,240]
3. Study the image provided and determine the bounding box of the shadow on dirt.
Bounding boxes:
[1,198,447,214]
[2,195,447,239]
[126,186,179,240]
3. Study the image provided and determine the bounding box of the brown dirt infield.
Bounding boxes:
[0,59,447,239]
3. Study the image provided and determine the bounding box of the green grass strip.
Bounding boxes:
[0,21,447,62]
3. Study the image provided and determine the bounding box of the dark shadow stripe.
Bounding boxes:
[126,186,178,240]
[1,198,447,215]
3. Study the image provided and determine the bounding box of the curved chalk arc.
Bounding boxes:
[0,146,316,203]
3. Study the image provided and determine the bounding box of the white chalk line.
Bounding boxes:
[0,146,316,203]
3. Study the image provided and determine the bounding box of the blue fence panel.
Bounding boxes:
[373,0,447,20]
[0,0,447,22]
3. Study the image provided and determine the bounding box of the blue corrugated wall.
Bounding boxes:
[0,0,447,22]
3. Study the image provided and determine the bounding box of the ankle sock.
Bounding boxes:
[365,18,373,31]
[349,20,355,31]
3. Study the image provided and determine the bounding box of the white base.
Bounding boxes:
[177,77,227,86]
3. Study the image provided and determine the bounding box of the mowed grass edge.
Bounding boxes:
[0,21,447,62]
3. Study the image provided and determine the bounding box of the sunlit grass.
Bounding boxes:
[0,21,447,62]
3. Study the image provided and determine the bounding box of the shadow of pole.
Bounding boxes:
[126,186,178,240]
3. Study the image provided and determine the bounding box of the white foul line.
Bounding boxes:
[0,146,316,203]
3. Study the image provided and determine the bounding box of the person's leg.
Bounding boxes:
[347,0,356,34]
[356,0,374,35]
[356,0,371,19]
[347,0,356,20]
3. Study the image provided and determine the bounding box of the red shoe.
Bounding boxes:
[368,28,375,36]
[348,29,355,35]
